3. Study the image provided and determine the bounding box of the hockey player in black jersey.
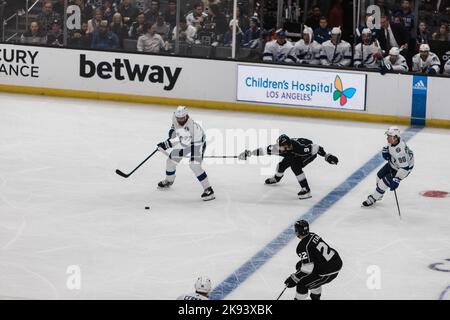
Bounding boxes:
[284,220,342,300]
[238,134,338,199]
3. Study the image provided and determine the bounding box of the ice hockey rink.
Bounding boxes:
[0,92,449,300]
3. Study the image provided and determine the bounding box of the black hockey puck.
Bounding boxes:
[145,206,150,210]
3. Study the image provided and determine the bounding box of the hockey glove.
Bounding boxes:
[238,150,251,160]
[373,51,384,61]
[168,128,176,139]
[284,273,299,288]
[157,139,172,151]
[382,147,391,161]
[427,67,437,75]
[325,153,339,165]
[390,177,401,191]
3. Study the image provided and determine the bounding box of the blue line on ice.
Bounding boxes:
[210,126,422,300]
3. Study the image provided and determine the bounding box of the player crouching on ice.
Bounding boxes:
[238,134,338,199]
[362,126,414,207]
[156,106,215,201]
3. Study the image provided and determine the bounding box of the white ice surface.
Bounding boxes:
[0,93,449,300]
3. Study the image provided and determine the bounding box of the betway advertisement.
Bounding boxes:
[0,44,233,102]
[237,65,367,111]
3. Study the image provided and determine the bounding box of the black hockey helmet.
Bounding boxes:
[277,134,291,147]
[294,220,310,237]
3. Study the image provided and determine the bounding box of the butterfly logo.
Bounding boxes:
[333,75,356,106]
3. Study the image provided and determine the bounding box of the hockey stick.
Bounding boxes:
[203,155,238,158]
[389,171,402,219]
[115,148,159,178]
[276,286,287,300]
[393,189,402,220]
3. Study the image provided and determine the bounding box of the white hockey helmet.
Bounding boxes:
[361,28,371,35]
[419,43,430,52]
[195,276,212,294]
[385,126,401,137]
[331,27,341,35]
[303,26,313,41]
[175,106,188,118]
[389,47,400,56]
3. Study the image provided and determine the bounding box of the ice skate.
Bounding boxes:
[201,187,215,201]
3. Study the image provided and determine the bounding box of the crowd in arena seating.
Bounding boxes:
[14,0,450,75]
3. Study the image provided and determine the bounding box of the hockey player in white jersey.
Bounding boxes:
[157,106,215,201]
[362,127,414,207]
[382,47,409,72]
[320,27,352,67]
[412,44,441,74]
[353,28,383,69]
[444,59,450,75]
[263,29,296,63]
[292,26,321,65]
[177,276,211,300]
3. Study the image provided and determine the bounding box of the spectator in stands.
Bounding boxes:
[328,0,344,29]
[102,0,115,24]
[432,22,450,41]
[444,59,450,75]
[119,0,139,26]
[249,29,272,60]
[53,0,65,17]
[236,7,250,33]
[243,16,261,47]
[412,43,441,74]
[376,0,392,17]
[110,13,129,48]
[186,2,207,31]
[416,21,432,51]
[394,0,415,32]
[87,8,103,34]
[378,15,409,53]
[137,23,166,53]
[206,4,228,44]
[419,0,439,28]
[73,0,93,21]
[305,5,322,31]
[164,0,177,30]
[223,19,244,47]
[129,12,146,39]
[145,0,160,26]
[69,20,91,48]
[21,21,47,45]
[172,18,196,44]
[314,16,331,44]
[320,27,352,67]
[91,20,120,50]
[37,0,61,33]
[153,12,170,40]
[46,19,64,47]
[263,29,296,63]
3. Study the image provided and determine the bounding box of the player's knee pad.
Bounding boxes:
[166,157,178,170]
[291,165,304,177]
[377,176,390,190]
[189,162,204,176]
[169,150,183,163]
